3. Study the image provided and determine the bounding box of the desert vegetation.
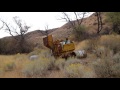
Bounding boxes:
[0,12,120,78]
[0,34,120,78]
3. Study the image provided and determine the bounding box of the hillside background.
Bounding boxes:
[0,12,112,54]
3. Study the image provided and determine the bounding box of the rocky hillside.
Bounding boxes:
[0,12,112,54]
[50,12,111,40]
[3,12,112,45]
[25,28,58,39]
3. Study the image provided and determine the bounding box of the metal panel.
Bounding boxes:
[62,43,75,52]
[43,35,53,49]
[48,35,53,49]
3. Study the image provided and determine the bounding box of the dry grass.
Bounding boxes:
[0,34,120,78]
[0,49,56,78]
[74,34,120,78]
[54,58,66,70]
[76,40,90,50]
[47,70,65,78]
[99,35,120,54]
[76,35,120,56]
[0,54,28,78]
[0,53,96,78]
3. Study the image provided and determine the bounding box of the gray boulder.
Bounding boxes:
[74,50,87,58]
[29,55,39,60]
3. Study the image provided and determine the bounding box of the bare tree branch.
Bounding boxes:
[79,12,86,25]
[62,12,75,27]
[11,26,20,35]
[0,19,14,37]
[74,12,80,25]
[44,24,49,36]
[61,12,86,29]
[39,24,49,36]
[0,21,4,30]
[96,12,103,34]
[0,16,31,53]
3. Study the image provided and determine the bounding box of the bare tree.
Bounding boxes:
[62,12,103,35]
[44,24,49,36]
[58,12,88,41]
[61,12,75,27]
[74,12,86,26]
[60,12,103,35]
[60,12,87,29]
[0,16,30,53]
[95,12,103,34]
[40,24,49,36]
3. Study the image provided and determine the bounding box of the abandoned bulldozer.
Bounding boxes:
[43,35,76,59]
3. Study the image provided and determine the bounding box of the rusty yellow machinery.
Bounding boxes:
[43,35,76,59]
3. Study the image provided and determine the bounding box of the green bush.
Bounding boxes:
[106,12,120,34]
[73,25,88,41]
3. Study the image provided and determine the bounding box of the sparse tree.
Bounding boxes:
[40,24,49,36]
[61,12,103,35]
[0,16,31,53]
[60,12,86,28]
[44,24,49,36]
[59,12,88,41]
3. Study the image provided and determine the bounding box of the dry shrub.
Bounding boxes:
[100,35,120,54]
[22,56,55,77]
[64,63,84,78]
[0,55,16,72]
[55,58,66,70]
[64,58,96,78]
[94,46,113,58]
[28,48,42,56]
[77,35,120,58]
[87,38,100,51]
[0,68,4,75]
[76,37,100,52]
[112,52,120,63]
[111,63,120,77]
[47,70,65,78]
[93,53,120,78]
[39,49,52,58]
[24,49,55,76]
[93,58,113,78]
[28,48,51,58]
[76,40,90,50]
[3,62,16,71]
